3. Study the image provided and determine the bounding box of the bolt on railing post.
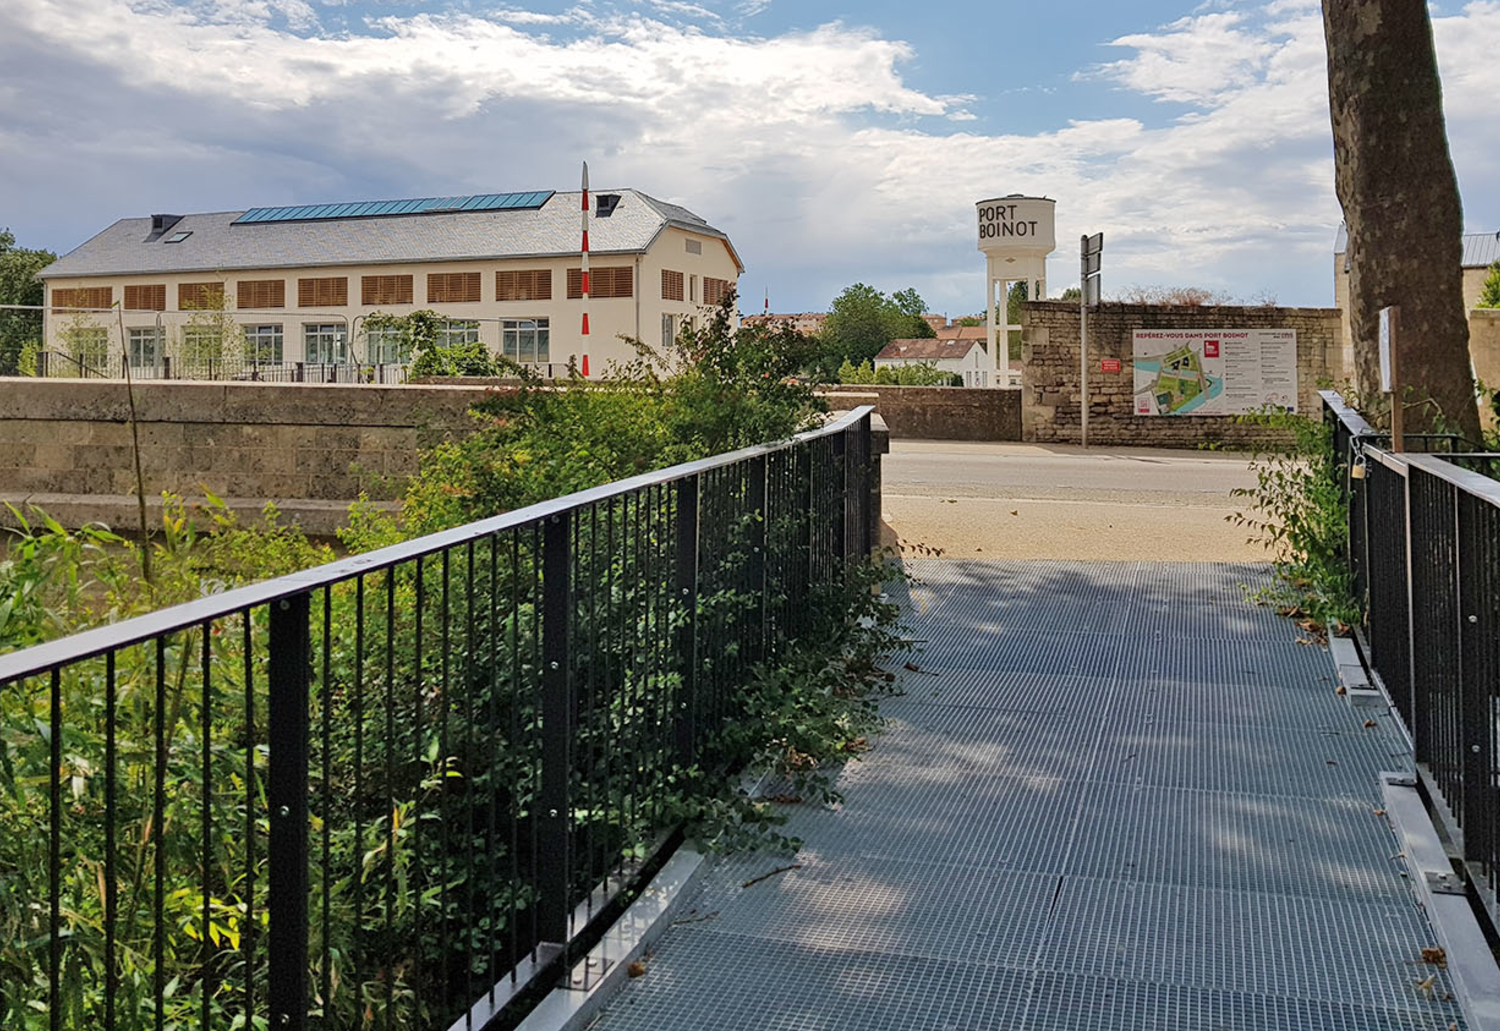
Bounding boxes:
[267,592,311,1031]
[674,475,700,766]
[539,511,573,948]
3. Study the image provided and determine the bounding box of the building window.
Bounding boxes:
[502,318,550,363]
[164,230,192,244]
[51,287,112,314]
[298,277,349,308]
[244,325,284,365]
[685,238,702,255]
[567,266,633,299]
[704,277,731,306]
[124,284,167,312]
[427,272,482,304]
[180,327,224,364]
[178,282,224,311]
[496,269,552,302]
[67,327,110,370]
[238,279,286,309]
[435,319,481,348]
[127,327,162,366]
[661,313,677,347]
[362,274,414,306]
[689,275,697,304]
[661,269,684,302]
[303,323,348,364]
[365,326,408,365]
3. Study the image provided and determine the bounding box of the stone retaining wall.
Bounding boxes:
[0,379,497,533]
[816,385,1021,441]
[1020,301,1346,447]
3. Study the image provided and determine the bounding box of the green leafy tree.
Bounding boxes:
[1479,261,1500,309]
[0,228,56,375]
[819,283,932,374]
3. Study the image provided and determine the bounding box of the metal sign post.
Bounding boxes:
[1079,233,1104,448]
[1379,305,1401,453]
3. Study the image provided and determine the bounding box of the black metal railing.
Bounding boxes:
[1322,390,1500,925]
[0,407,877,1031]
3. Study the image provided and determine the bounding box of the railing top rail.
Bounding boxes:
[1320,389,1378,437]
[0,405,876,682]
[1407,451,1500,509]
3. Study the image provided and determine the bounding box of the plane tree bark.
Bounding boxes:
[1321,0,1480,441]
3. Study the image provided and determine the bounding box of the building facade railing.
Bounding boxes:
[0,406,877,1031]
[1322,390,1500,929]
[33,351,413,384]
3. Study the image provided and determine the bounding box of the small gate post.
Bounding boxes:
[267,592,311,1031]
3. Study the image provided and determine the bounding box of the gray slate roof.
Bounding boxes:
[1334,224,1499,267]
[41,189,741,279]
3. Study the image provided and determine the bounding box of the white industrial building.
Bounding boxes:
[38,188,742,378]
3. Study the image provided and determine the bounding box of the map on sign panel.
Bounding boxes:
[1131,329,1297,416]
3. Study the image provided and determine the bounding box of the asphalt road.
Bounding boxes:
[881,440,1272,561]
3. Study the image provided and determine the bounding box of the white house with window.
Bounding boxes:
[38,187,744,378]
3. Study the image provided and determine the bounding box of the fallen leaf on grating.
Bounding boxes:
[1336,685,1348,695]
[627,961,647,978]
[1416,974,1437,998]
[1364,719,1378,728]
[1421,947,1448,968]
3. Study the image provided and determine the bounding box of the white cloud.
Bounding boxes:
[1,0,1497,314]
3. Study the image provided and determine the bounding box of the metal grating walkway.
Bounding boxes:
[588,561,1465,1030]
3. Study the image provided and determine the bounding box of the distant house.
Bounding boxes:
[39,187,742,377]
[875,336,994,387]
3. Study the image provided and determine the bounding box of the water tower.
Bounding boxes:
[976,196,1055,386]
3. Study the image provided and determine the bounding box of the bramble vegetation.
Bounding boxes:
[1228,408,1359,633]
[837,359,961,386]
[0,292,909,1029]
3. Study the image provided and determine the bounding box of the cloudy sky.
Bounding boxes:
[3,0,1498,316]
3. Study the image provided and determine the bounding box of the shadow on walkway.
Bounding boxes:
[589,561,1463,1030]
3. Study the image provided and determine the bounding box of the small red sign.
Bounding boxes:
[1204,339,1220,358]
[1100,358,1122,373]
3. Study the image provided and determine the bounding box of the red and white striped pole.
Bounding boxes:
[580,161,591,376]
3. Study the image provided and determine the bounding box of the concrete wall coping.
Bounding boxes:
[1022,300,1344,318]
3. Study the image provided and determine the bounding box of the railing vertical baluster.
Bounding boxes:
[539,512,573,949]
[268,592,311,1031]
[1458,486,1490,875]
[748,454,768,663]
[674,475,700,764]
[49,668,61,1031]
[105,651,117,1031]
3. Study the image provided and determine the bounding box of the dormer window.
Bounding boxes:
[595,194,620,218]
[165,231,192,244]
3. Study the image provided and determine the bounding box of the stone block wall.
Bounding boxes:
[0,379,499,532]
[1020,301,1345,447]
[1471,309,1500,430]
[816,385,1021,441]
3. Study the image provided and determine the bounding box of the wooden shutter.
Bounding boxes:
[237,279,285,309]
[496,269,552,302]
[703,277,731,306]
[124,284,167,311]
[298,277,349,308]
[361,274,414,306]
[661,270,684,302]
[51,286,112,313]
[178,281,225,311]
[567,266,633,299]
[427,271,482,304]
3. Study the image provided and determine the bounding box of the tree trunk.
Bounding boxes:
[1322,0,1479,441]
